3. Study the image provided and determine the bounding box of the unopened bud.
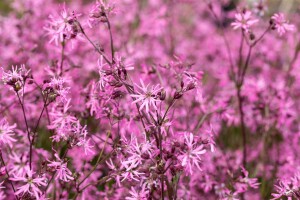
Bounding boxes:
[141,153,150,159]
[158,90,166,100]
[112,90,124,99]
[14,81,22,92]
[104,70,113,76]
[180,81,184,88]
[100,17,108,23]
[186,82,196,91]
[173,91,183,99]
[202,139,209,144]
[27,79,34,84]
[249,33,255,40]
[109,80,123,87]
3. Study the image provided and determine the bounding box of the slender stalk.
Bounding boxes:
[158,126,164,200]
[78,175,111,192]
[206,1,235,80]
[237,31,245,79]
[237,88,247,167]
[16,92,32,170]
[104,15,115,63]
[0,86,39,115]
[234,26,269,169]
[161,99,176,123]
[77,22,112,65]
[238,46,252,86]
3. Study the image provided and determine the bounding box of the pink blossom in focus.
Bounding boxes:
[10,167,47,199]
[179,132,206,175]
[47,153,74,182]
[131,79,162,113]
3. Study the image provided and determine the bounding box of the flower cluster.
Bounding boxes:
[0,0,299,199]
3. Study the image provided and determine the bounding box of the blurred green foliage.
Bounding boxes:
[0,0,11,15]
[1,0,300,15]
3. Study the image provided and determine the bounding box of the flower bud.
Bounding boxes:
[173,91,183,99]
[181,80,184,88]
[27,79,34,84]
[14,81,22,92]
[202,139,209,144]
[112,90,124,99]
[249,32,255,40]
[109,80,123,87]
[104,70,113,76]
[141,153,150,159]
[186,82,196,91]
[158,90,166,100]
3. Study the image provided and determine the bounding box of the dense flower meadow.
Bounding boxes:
[0,0,299,199]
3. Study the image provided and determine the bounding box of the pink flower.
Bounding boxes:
[73,122,94,155]
[271,180,295,200]
[231,11,258,32]
[131,79,162,113]
[88,0,116,28]
[97,56,109,90]
[235,167,259,193]
[253,1,268,16]
[48,99,77,142]
[44,5,81,45]
[10,167,47,199]
[271,172,300,200]
[271,13,295,36]
[86,82,101,117]
[47,76,70,102]
[1,64,30,92]
[8,152,28,177]
[125,185,149,200]
[0,118,17,148]
[47,153,74,182]
[1,66,22,83]
[179,132,206,175]
[240,167,259,188]
[113,54,134,72]
[120,162,144,182]
[121,137,153,170]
